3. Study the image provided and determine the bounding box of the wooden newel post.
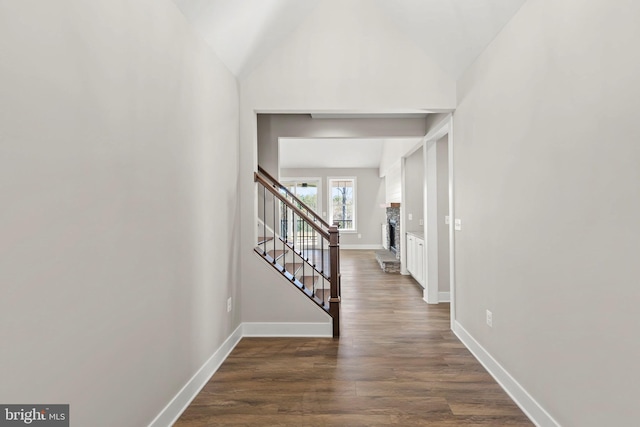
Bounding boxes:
[328,225,341,337]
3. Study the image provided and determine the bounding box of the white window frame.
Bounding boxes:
[327,176,357,232]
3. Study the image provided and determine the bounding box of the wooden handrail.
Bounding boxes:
[257,165,280,186]
[255,172,330,240]
[257,166,331,229]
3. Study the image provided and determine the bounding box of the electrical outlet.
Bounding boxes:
[419,219,424,226]
[486,310,493,327]
[445,216,450,225]
[227,297,232,313]
[455,218,462,231]
[357,233,362,239]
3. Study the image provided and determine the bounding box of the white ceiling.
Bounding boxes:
[172,0,527,79]
[372,0,527,79]
[279,137,422,170]
[172,0,319,78]
[280,138,383,169]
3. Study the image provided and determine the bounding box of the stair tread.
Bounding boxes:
[285,262,302,274]
[312,288,331,301]
[267,249,288,260]
[300,275,319,289]
[298,250,330,268]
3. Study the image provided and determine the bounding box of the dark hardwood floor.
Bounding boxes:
[175,250,533,426]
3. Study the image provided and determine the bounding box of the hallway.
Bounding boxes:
[175,250,532,426]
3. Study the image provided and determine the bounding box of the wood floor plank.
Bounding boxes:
[175,250,533,426]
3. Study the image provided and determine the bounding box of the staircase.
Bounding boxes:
[255,167,341,337]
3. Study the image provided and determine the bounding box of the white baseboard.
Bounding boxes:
[423,291,450,304]
[452,322,559,427]
[242,322,332,337]
[340,244,383,250]
[148,324,243,427]
[423,290,436,304]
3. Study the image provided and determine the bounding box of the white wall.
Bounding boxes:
[241,0,456,112]
[436,138,450,293]
[281,168,386,248]
[425,140,439,301]
[454,0,640,425]
[404,147,424,232]
[0,1,240,426]
[379,138,422,177]
[240,0,455,326]
[384,161,402,204]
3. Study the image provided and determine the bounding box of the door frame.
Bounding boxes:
[420,114,455,327]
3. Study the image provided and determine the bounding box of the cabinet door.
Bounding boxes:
[416,239,425,286]
[406,235,415,274]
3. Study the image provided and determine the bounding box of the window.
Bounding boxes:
[328,178,356,231]
[281,179,320,212]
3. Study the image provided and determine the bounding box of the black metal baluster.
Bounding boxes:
[312,228,316,297]
[291,207,297,283]
[307,222,311,261]
[272,191,276,265]
[321,237,324,276]
[262,185,266,255]
[291,210,296,275]
[302,218,306,291]
[280,201,289,273]
[321,236,325,305]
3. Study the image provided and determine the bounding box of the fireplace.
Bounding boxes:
[388,219,398,255]
[376,204,401,272]
[385,205,400,259]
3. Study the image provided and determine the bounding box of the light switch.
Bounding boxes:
[445,216,450,225]
[454,219,462,231]
[408,213,413,220]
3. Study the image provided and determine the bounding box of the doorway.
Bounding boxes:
[422,115,455,328]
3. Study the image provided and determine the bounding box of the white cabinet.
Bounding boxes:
[415,239,424,286]
[406,232,425,287]
[406,234,415,274]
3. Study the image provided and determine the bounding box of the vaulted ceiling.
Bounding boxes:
[172,0,527,169]
[173,0,527,80]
